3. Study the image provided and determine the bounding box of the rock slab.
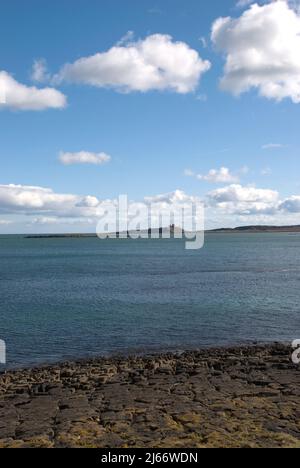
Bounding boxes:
[0,344,299,448]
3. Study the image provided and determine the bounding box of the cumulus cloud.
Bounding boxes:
[76,196,101,208]
[207,184,280,214]
[0,71,66,110]
[56,34,211,94]
[198,167,239,183]
[0,184,116,224]
[59,151,111,166]
[0,185,201,219]
[185,167,241,183]
[144,189,200,205]
[212,1,300,103]
[2,183,300,231]
[0,185,204,232]
[0,184,78,214]
[151,185,300,221]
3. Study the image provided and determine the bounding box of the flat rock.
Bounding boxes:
[0,344,299,448]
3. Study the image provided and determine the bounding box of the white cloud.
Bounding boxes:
[185,167,241,183]
[146,185,300,222]
[56,34,211,94]
[76,196,100,208]
[262,143,284,150]
[144,189,199,205]
[0,71,66,110]
[31,59,50,83]
[0,184,78,213]
[212,1,300,103]
[208,184,279,214]
[0,184,113,222]
[197,167,239,183]
[0,185,204,232]
[1,183,300,231]
[59,151,111,166]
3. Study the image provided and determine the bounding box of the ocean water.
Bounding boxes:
[0,233,299,369]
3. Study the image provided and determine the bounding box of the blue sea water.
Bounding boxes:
[0,233,299,369]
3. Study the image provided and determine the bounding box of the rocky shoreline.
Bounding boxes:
[0,343,299,448]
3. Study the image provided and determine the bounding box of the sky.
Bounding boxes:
[1,0,300,233]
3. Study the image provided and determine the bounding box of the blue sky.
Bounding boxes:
[1,0,300,232]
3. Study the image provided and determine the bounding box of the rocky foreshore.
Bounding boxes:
[0,344,299,448]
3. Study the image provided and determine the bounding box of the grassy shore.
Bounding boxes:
[0,344,299,448]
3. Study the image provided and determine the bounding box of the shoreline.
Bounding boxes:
[0,339,292,373]
[1,343,299,448]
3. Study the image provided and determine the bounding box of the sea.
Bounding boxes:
[0,233,299,368]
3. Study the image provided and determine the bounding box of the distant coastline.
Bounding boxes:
[210,225,300,233]
[24,224,300,238]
